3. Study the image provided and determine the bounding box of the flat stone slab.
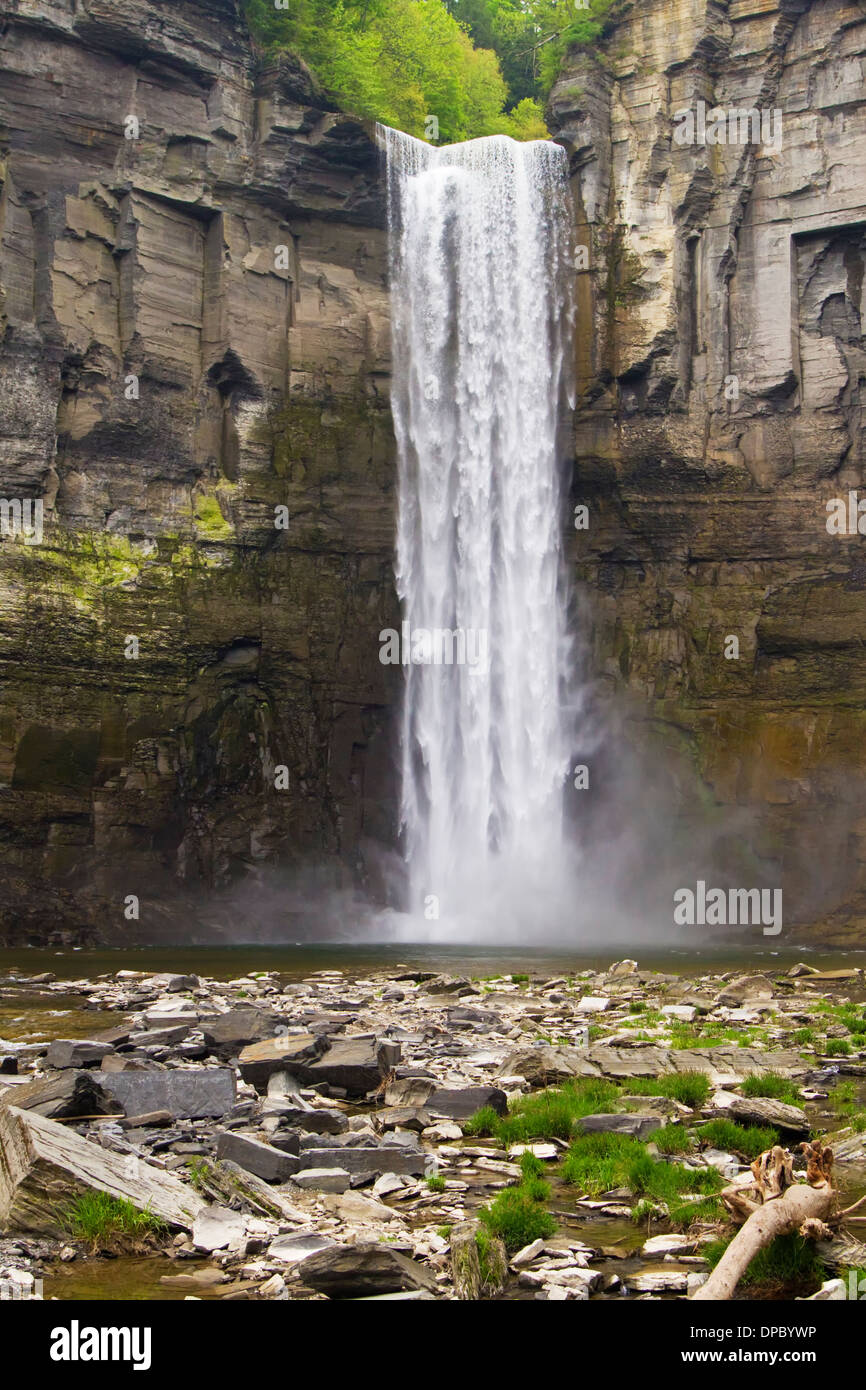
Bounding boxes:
[100,1069,237,1119]
[268,1232,339,1262]
[292,1168,352,1192]
[498,1044,809,1086]
[295,1146,426,1177]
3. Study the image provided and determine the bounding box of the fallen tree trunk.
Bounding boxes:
[693,1142,835,1301]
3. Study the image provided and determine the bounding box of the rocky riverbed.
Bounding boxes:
[1,957,865,1302]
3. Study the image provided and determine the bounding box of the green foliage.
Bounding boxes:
[62,1192,165,1252]
[463,1104,500,1137]
[448,0,617,99]
[244,0,547,141]
[624,1071,711,1109]
[426,1173,447,1192]
[739,1073,801,1105]
[825,1039,852,1057]
[479,1186,556,1252]
[699,1118,778,1159]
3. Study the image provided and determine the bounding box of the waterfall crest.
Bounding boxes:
[381,126,576,938]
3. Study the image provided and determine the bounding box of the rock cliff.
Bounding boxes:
[551,0,866,940]
[0,0,397,942]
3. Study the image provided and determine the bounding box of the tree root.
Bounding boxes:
[692,1142,840,1301]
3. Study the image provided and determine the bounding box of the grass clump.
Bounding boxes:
[705,1232,825,1297]
[825,1039,852,1057]
[62,1192,165,1253]
[739,1073,801,1105]
[699,1118,778,1159]
[466,1077,619,1145]
[624,1071,711,1109]
[426,1173,446,1193]
[479,1187,555,1253]
[562,1131,723,1225]
[649,1123,693,1155]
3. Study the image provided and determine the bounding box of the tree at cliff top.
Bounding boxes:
[244,0,549,142]
[446,0,617,99]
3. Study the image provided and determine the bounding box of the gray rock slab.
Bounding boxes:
[100,1068,236,1119]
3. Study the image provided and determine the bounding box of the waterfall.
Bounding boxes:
[380,126,576,939]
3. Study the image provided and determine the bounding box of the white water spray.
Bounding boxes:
[381,126,576,939]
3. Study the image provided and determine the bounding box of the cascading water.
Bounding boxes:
[381,126,576,939]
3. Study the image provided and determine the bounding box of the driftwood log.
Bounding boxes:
[692,1141,848,1300]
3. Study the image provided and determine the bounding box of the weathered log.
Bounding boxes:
[692,1143,835,1301]
[0,1104,206,1234]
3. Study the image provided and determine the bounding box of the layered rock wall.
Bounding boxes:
[0,0,397,942]
[551,0,866,939]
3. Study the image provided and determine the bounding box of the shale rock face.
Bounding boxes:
[0,0,397,942]
[550,0,866,939]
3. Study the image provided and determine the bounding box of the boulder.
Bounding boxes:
[301,1038,402,1097]
[99,1069,236,1120]
[200,1009,283,1058]
[724,1095,810,1137]
[237,1034,327,1090]
[268,1232,339,1263]
[44,1039,115,1069]
[426,1086,508,1119]
[192,1206,247,1253]
[385,1076,436,1107]
[292,1169,352,1192]
[0,1105,205,1233]
[715,976,774,1007]
[299,1244,439,1298]
[577,1113,663,1141]
[215,1131,300,1183]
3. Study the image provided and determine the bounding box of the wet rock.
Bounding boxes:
[426,1086,508,1119]
[215,1131,300,1183]
[44,1039,115,1069]
[275,1107,348,1136]
[100,1069,237,1120]
[299,1244,439,1298]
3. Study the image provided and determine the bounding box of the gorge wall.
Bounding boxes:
[0,0,397,943]
[551,0,866,942]
[2,0,865,945]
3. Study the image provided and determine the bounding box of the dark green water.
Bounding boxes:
[2,942,864,983]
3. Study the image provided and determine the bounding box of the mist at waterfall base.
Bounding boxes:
[377,126,581,943]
